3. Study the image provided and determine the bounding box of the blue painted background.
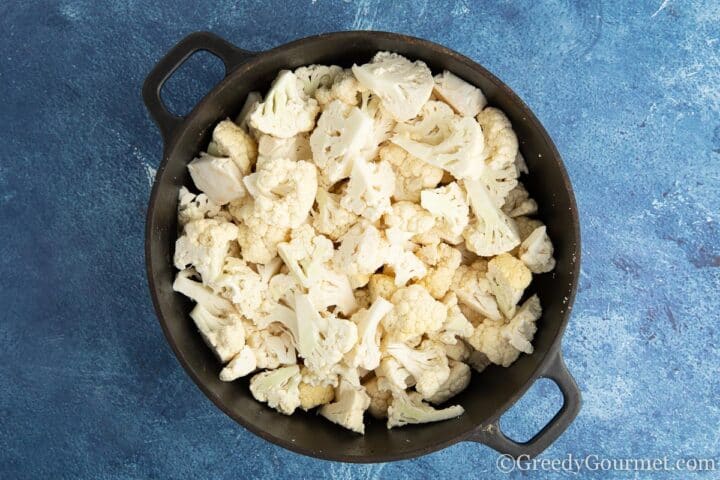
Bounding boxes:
[1,0,718,478]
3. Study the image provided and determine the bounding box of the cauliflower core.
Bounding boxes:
[172,53,556,435]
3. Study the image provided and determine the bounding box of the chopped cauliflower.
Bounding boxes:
[368,273,398,302]
[352,51,433,122]
[206,119,258,175]
[433,71,487,117]
[319,380,370,434]
[379,143,443,203]
[234,91,262,132]
[243,157,317,228]
[463,178,520,256]
[311,187,358,241]
[177,187,222,227]
[174,219,239,283]
[277,224,334,288]
[514,216,545,243]
[299,381,335,410]
[341,157,395,221]
[420,182,470,244]
[249,70,320,138]
[315,69,364,107]
[219,346,257,381]
[476,107,518,170]
[480,158,519,208]
[383,201,435,244]
[486,253,532,319]
[443,339,472,362]
[230,199,290,264]
[502,182,538,218]
[256,133,311,167]
[429,292,474,344]
[376,357,415,391]
[188,304,245,363]
[382,285,447,342]
[385,340,450,397]
[519,226,556,274]
[249,365,302,415]
[334,222,387,279]
[364,376,391,419]
[187,153,247,205]
[416,243,462,299]
[208,257,264,321]
[450,260,502,321]
[387,390,464,428]
[359,90,396,149]
[246,327,297,369]
[426,360,471,404]
[294,64,344,97]
[346,297,394,371]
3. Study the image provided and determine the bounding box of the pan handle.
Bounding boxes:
[467,351,581,458]
[142,31,255,144]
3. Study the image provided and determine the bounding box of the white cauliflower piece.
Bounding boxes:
[519,226,556,274]
[219,346,257,381]
[467,295,541,367]
[249,70,320,138]
[383,201,435,244]
[391,111,484,180]
[177,187,222,227]
[308,266,358,316]
[245,326,297,369]
[451,260,502,321]
[346,297,394,371]
[319,380,370,434]
[314,69,364,107]
[173,219,239,283]
[379,143,443,203]
[463,178,520,257]
[256,133,311,168]
[433,71,487,117]
[206,119,258,175]
[385,340,450,397]
[187,153,247,205]
[480,158,519,208]
[486,253,532,319]
[341,157,395,221]
[382,285,447,342]
[310,100,374,186]
[294,64,344,97]
[443,339,472,362]
[426,360,471,404]
[243,157,317,228]
[415,243,462,300]
[234,91,262,132]
[376,357,415,391]
[476,107,518,170]
[352,51,433,122]
[502,182,538,218]
[359,90,396,148]
[429,292,474,345]
[208,257,265,321]
[277,224,334,288]
[188,304,245,363]
[334,222,387,279]
[229,199,290,264]
[368,273,398,302]
[387,390,464,429]
[364,376,391,419]
[420,182,470,244]
[173,269,234,315]
[249,365,302,415]
[299,380,335,410]
[311,187,358,241]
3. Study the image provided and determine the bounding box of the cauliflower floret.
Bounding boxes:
[294,64,344,97]
[173,269,234,314]
[368,273,398,302]
[234,91,262,133]
[379,143,443,202]
[476,107,518,170]
[177,187,222,227]
[420,182,470,244]
[188,304,245,363]
[391,104,484,180]
[451,261,502,321]
[334,222,387,279]
[277,224,334,288]
[386,390,464,428]
[256,133,311,167]
[310,100,374,186]
[502,182,538,218]
[311,187,358,241]
[415,243,462,299]
[364,376,391,419]
[174,219,239,283]
[359,90,396,149]
[219,346,257,381]
[345,297,394,371]
[429,292,474,345]
[376,357,415,391]
[382,285,447,342]
[463,178,520,257]
[187,153,247,205]
[519,226,556,274]
[383,201,435,244]
[480,158,519,208]
[443,339,472,362]
[249,70,320,138]
[426,360,471,404]
[208,257,265,321]
[385,340,450,397]
[245,327,297,369]
[308,266,358,316]
[243,157,318,228]
[340,157,395,221]
[467,295,541,367]
[206,119,258,175]
[433,71,487,117]
[299,381,335,410]
[487,253,532,319]
[249,365,302,415]
[230,200,290,264]
[319,380,370,434]
[352,51,433,122]
[315,69,364,107]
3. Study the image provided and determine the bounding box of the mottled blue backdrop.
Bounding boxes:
[1,0,718,478]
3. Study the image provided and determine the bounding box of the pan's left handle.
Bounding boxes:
[142,31,256,144]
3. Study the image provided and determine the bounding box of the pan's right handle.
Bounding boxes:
[142,31,256,144]
[468,352,581,458]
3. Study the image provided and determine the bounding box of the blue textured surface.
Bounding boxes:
[1,0,718,478]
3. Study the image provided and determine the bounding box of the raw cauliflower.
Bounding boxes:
[386,390,464,429]
[477,107,519,170]
[451,260,502,321]
[311,187,358,241]
[334,222,387,280]
[299,380,335,410]
[187,153,247,205]
[486,253,532,319]
[433,71,487,117]
[502,182,538,218]
[463,178,521,257]
[229,199,290,264]
[250,365,302,415]
[368,273,398,302]
[294,64,344,97]
[177,187,222,227]
[379,143,444,203]
[315,69,364,107]
[174,219,239,283]
[426,360,471,404]
[364,376,391,419]
[420,182,470,244]
[206,119,258,175]
[415,243,462,300]
[385,339,450,397]
[519,226,556,274]
[341,157,396,222]
[256,133,311,166]
[382,285,447,342]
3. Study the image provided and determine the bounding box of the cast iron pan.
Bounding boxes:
[142,31,582,462]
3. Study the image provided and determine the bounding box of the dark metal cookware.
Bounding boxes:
[142,31,581,463]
